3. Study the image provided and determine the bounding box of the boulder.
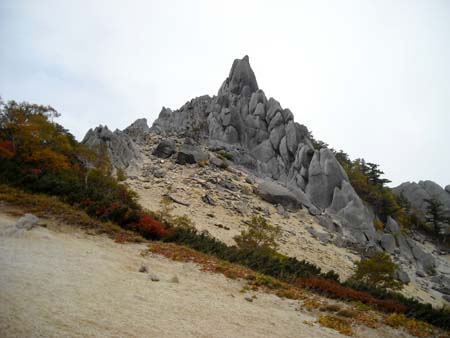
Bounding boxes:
[380,233,396,253]
[395,268,410,284]
[15,214,39,230]
[393,181,450,213]
[202,194,216,206]
[306,149,348,209]
[176,144,209,164]
[385,217,401,234]
[153,139,176,159]
[256,180,302,211]
[407,239,436,274]
[396,234,414,262]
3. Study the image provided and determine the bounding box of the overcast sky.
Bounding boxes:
[1,0,449,187]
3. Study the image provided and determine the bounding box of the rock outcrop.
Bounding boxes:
[150,55,376,244]
[82,125,143,174]
[393,180,450,214]
[124,118,150,144]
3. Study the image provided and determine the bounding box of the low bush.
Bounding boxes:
[318,315,353,336]
[297,277,406,314]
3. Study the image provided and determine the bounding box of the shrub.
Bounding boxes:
[374,219,384,231]
[197,160,209,167]
[297,277,406,314]
[385,313,408,328]
[351,252,402,290]
[217,150,233,161]
[336,309,357,318]
[116,168,126,181]
[234,216,281,252]
[318,315,353,336]
[128,213,172,239]
[319,303,341,312]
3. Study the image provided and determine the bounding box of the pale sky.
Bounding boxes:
[1,0,449,187]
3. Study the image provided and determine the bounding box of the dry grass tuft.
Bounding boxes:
[318,315,353,336]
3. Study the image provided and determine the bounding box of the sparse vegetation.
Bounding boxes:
[234,216,281,252]
[351,252,402,290]
[2,100,450,332]
[318,315,353,336]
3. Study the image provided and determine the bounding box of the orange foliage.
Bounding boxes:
[129,214,172,239]
[0,140,14,158]
[296,277,406,314]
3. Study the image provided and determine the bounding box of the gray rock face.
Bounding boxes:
[380,233,396,253]
[385,217,401,234]
[393,180,450,214]
[82,125,143,174]
[124,118,150,144]
[150,56,377,244]
[153,139,176,159]
[219,55,258,96]
[256,180,303,211]
[176,144,209,164]
[395,268,410,284]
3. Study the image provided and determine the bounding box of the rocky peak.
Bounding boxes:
[219,55,259,96]
[82,125,143,175]
[124,118,150,144]
[149,56,378,244]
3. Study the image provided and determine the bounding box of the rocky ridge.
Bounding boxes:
[83,56,450,305]
[393,180,450,214]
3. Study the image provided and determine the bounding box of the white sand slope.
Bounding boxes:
[0,211,355,338]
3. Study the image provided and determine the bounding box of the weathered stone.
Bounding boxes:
[393,180,450,214]
[82,125,143,174]
[385,217,401,234]
[245,175,256,185]
[220,55,258,96]
[176,144,209,164]
[202,194,216,206]
[396,235,414,262]
[380,233,396,253]
[153,139,176,159]
[124,118,150,143]
[256,180,302,211]
[209,156,224,168]
[15,214,39,230]
[277,205,289,219]
[395,268,410,284]
[416,270,426,278]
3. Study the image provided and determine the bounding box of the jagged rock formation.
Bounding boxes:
[82,56,450,303]
[124,118,150,144]
[82,125,143,174]
[393,180,450,214]
[151,55,376,244]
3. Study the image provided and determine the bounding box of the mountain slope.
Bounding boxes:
[1,207,408,338]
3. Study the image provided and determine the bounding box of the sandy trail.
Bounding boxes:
[0,210,354,338]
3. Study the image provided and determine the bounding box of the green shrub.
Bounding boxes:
[234,216,281,252]
[351,252,402,290]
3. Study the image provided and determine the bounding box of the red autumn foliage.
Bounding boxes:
[0,140,15,158]
[30,168,42,176]
[296,277,406,314]
[128,213,172,240]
